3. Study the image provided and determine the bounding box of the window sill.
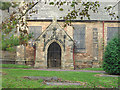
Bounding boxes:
[74,50,86,53]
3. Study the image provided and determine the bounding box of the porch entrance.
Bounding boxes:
[47,42,61,68]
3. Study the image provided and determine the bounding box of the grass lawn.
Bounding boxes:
[80,68,104,71]
[1,64,32,69]
[1,64,104,71]
[2,69,119,88]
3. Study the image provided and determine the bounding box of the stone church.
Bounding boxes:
[16,1,120,69]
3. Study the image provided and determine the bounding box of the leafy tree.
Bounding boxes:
[0,1,36,50]
[0,0,119,50]
[0,1,19,10]
[48,0,119,26]
[0,1,19,13]
[103,35,120,75]
[0,2,11,10]
[1,34,19,51]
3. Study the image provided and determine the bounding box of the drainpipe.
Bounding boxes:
[73,44,75,70]
[102,21,104,50]
[102,21,105,62]
[24,44,26,65]
[34,43,36,66]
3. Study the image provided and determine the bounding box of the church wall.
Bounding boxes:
[34,38,46,68]
[27,21,51,32]
[104,22,120,47]
[16,45,25,65]
[70,22,102,68]
[16,45,35,66]
[32,20,74,69]
[59,21,119,69]
[2,49,16,64]
[25,45,34,66]
[71,22,119,69]
[26,21,119,69]
[64,34,74,69]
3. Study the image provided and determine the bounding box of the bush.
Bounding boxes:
[2,34,20,51]
[6,47,15,52]
[1,32,33,51]
[103,36,120,75]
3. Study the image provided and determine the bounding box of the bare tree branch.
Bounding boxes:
[18,1,39,20]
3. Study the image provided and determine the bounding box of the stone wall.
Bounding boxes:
[71,21,119,69]
[27,21,119,69]
[28,21,51,32]
[16,45,25,65]
[2,50,16,64]
[26,45,34,66]
[16,45,34,66]
[34,20,74,69]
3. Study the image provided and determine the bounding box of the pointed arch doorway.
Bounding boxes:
[47,42,61,68]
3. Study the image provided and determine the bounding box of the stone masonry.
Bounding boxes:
[16,20,119,69]
[34,19,74,69]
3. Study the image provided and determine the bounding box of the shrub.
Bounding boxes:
[103,35,120,75]
[6,47,15,52]
[2,34,20,51]
[1,32,34,51]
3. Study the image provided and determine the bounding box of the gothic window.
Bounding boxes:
[93,28,98,60]
[28,26,42,40]
[73,24,86,52]
[107,27,119,43]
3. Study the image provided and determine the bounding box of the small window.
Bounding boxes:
[28,26,42,40]
[73,24,86,52]
[107,27,119,43]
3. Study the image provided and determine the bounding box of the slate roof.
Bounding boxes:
[27,1,120,21]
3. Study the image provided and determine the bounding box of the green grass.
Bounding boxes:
[1,64,104,71]
[1,64,32,69]
[2,69,119,88]
[80,68,104,71]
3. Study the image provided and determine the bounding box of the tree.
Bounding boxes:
[103,35,120,75]
[0,2,11,10]
[1,1,37,49]
[0,0,119,49]
[49,0,119,26]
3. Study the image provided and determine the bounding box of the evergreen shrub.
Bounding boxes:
[103,35,120,75]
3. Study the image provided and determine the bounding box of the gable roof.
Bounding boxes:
[26,1,119,21]
[35,20,74,42]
